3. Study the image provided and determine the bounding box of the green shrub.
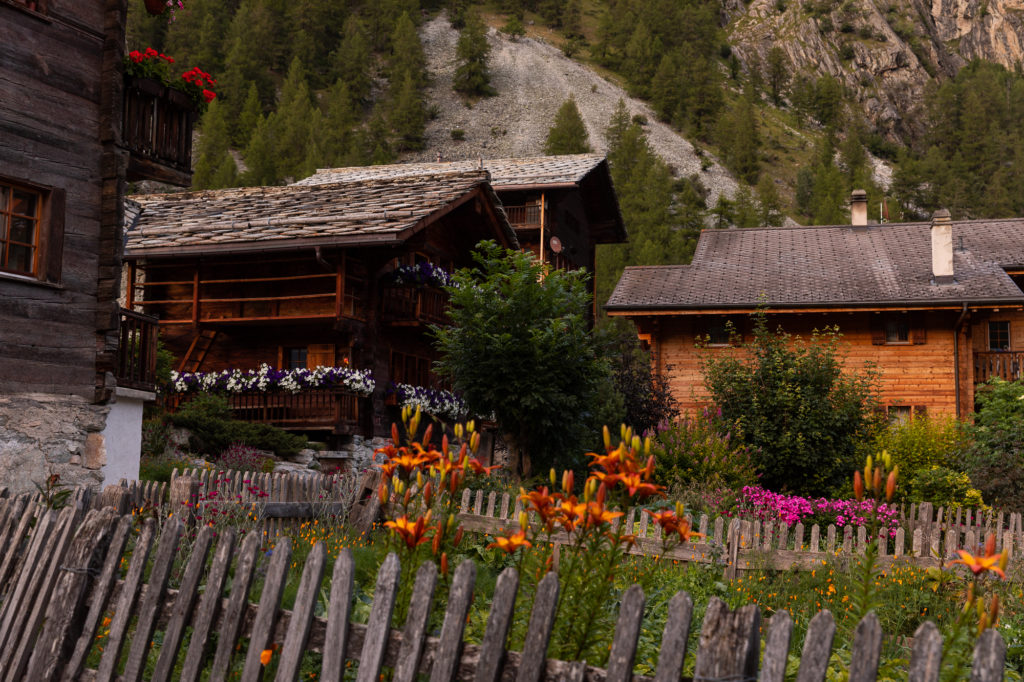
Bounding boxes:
[963,378,1024,508]
[907,465,985,509]
[140,452,192,482]
[873,415,969,474]
[653,408,759,492]
[169,393,307,458]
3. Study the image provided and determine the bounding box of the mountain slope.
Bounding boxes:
[410,15,739,206]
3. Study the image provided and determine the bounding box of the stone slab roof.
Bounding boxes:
[606,218,1024,311]
[125,170,514,256]
[294,154,608,189]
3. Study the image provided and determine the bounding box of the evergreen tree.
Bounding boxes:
[544,96,592,154]
[242,115,278,185]
[270,57,314,181]
[236,83,263,148]
[453,11,494,96]
[717,91,760,184]
[193,100,236,190]
[330,16,373,103]
[651,51,684,125]
[731,186,760,227]
[210,154,239,189]
[756,175,784,226]
[301,108,326,179]
[502,14,525,40]
[323,80,360,165]
[389,12,426,93]
[766,46,789,105]
[562,0,582,38]
[222,0,277,116]
[286,0,345,81]
[623,22,658,98]
[390,70,426,151]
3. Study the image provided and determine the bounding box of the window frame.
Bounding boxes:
[988,321,1011,352]
[884,319,910,345]
[0,176,64,284]
[705,317,738,347]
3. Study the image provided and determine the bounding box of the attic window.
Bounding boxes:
[884,319,909,344]
[989,321,1010,351]
[706,319,736,346]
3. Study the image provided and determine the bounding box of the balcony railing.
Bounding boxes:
[122,76,196,187]
[974,351,1024,384]
[167,388,363,434]
[504,204,542,228]
[117,308,159,392]
[380,286,448,326]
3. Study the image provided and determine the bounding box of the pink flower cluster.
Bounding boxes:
[739,486,900,535]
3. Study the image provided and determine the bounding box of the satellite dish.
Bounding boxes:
[549,236,562,253]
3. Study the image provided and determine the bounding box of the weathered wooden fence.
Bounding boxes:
[452,488,1024,576]
[0,491,1010,681]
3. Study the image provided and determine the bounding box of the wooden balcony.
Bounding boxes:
[380,286,448,326]
[122,76,196,187]
[116,308,159,392]
[168,388,363,434]
[974,351,1024,384]
[504,204,541,228]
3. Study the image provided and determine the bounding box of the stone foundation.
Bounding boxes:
[0,393,109,494]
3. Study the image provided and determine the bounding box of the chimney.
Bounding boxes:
[850,189,868,226]
[932,208,954,284]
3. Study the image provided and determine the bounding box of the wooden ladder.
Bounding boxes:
[177,328,217,373]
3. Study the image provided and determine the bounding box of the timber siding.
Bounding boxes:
[0,0,128,399]
[647,312,964,416]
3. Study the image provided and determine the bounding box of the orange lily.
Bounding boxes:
[952,550,1006,579]
[488,529,532,553]
[585,501,623,528]
[384,513,433,549]
[618,472,666,499]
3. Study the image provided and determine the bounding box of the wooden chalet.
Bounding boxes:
[606,193,1024,419]
[124,170,517,441]
[296,154,627,304]
[1,0,196,491]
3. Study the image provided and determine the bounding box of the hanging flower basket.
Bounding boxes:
[143,0,166,15]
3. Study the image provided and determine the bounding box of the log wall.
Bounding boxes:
[641,310,967,417]
[0,0,126,399]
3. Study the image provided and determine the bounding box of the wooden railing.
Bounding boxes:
[974,350,1024,383]
[0,489,1010,681]
[116,308,159,392]
[380,286,448,326]
[503,204,542,228]
[168,387,362,434]
[122,76,196,187]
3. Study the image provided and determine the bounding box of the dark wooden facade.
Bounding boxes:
[126,179,515,440]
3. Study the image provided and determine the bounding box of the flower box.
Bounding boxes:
[122,75,197,186]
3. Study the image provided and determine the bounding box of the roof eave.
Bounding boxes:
[604,297,1024,313]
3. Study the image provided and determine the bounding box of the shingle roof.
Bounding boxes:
[606,219,1024,311]
[125,171,515,256]
[294,154,607,189]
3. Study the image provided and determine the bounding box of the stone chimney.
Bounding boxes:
[850,189,868,226]
[932,209,954,284]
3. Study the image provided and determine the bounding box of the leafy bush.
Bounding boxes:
[653,408,759,492]
[907,466,985,510]
[139,453,192,483]
[218,442,276,473]
[599,319,678,436]
[701,310,884,496]
[963,378,1024,508]
[872,415,970,479]
[169,393,306,458]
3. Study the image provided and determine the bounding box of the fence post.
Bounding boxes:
[970,629,1006,681]
[692,597,760,681]
[170,475,199,527]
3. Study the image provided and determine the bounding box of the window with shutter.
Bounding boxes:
[0,178,63,283]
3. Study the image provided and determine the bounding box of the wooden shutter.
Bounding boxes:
[307,343,335,368]
[870,317,885,345]
[41,187,64,283]
[912,313,927,345]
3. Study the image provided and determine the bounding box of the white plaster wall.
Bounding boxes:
[100,388,150,486]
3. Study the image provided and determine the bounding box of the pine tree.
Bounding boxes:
[389,12,426,94]
[242,115,278,185]
[270,57,314,181]
[193,100,236,190]
[544,96,592,154]
[717,92,760,184]
[301,108,326,179]
[390,70,426,151]
[756,175,784,226]
[766,47,789,105]
[323,80,359,165]
[453,11,494,96]
[651,51,684,125]
[330,16,372,103]
[562,0,582,38]
[222,0,277,115]
[235,83,263,148]
[731,186,760,227]
[502,14,525,41]
[623,22,656,98]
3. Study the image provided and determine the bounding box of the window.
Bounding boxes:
[0,177,63,283]
[885,319,909,344]
[888,405,911,423]
[989,321,1010,351]
[706,318,736,346]
[390,350,432,387]
[285,347,307,370]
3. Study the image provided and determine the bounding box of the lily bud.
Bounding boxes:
[675,501,685,517]
[454,423,463,440]
[454,527,464,546]
[645,455,655,481]
[989,594,1000,626]
[416,471,424,488]
[864,460,873,491]
[441,434,449,456]
[470,432,480,453]
[409,406,421,438]
[885,470,896,502]
[467,420,475,433]
[401,406,409,423]
[432,529,442,555]
[392,423,400,445]
[423,481,433,508]
[853,471,864,501]
[965,581,976,609]
[999,548,1009,573]
[447,513,456,532]
[378,483,388,505]
[441,552,449,577]
[596,482,607,507]
[550,468,557,487]
[394,479,405,495]
[603,425,611,450]
[644,436,651,455]
[562,469,574,495]
[423,424,433,446]
[882,450,891,470]
[403,488,411,507]
[872,467,882,496]
[631,435,641,453]
[985,533,996,557]
[519,510,529,530]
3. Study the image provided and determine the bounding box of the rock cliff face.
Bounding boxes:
[728,0,1024,140]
